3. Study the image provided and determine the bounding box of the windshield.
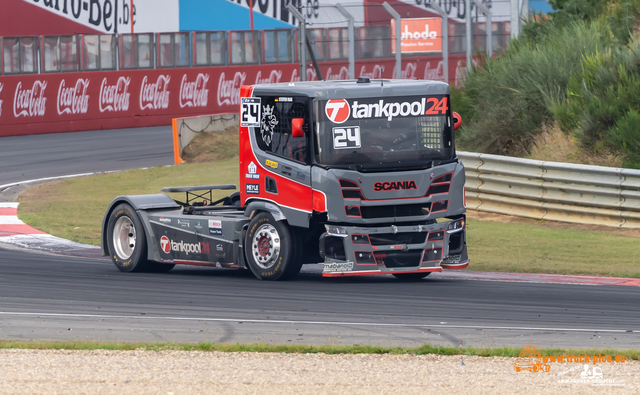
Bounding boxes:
[314,95,454,170]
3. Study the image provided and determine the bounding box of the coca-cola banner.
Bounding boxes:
[0,55,467,137]
[0,64,297,137]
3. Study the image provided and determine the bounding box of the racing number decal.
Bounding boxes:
[425,97,448,115]
[241,98,261,127]
[333,126,361,149]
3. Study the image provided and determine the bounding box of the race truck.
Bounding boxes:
[101,78,469,280]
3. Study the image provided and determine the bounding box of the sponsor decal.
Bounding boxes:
[177,219,190,228]
[296,171,306,181]
[57,78,90,115]
[246,183,260,195]
[218,72,246,106]
[374,181,418,191]
[161,258,174,263]
[240,97,261,127]
[160,235,171,254]
[140,75,171,110]
[14,81,47,118]
[442,255,461,264]
[195,221,204,229]
[159,217,171,223]
[216,243,224,252]
[0,83,4,118]
[265,159,278,169]
[99,76,131,113]
[350,97,448,122]
[246,161,259,179]
[165,237,205,255]
[260,104,278,145]
[208,220,223,235]
[179,73,209,108]
[255,69,283,84]
[275,97,293,102]
[333,126,361,149]
[323,262,354,273]
[325,99,350,124]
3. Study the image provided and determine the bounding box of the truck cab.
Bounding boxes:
[239,78,468,279]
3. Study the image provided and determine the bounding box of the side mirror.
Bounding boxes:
[292,118,305,138]
[452,112,462,131]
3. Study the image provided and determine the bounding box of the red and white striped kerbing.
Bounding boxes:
[0,202,46,237]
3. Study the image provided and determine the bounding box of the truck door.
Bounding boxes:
[240,95,313,214]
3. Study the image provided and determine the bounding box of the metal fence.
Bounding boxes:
[1,22,510,76]
[459,152,640,228]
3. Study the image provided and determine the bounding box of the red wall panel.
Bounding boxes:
[0,55,469,137]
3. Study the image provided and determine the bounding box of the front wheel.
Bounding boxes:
[245,212,301,280]
[106,203,174,273]
[392,272,431,281]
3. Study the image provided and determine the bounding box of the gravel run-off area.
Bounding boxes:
[0,349,637,394]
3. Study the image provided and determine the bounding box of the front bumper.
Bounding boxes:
[319,219,469,277]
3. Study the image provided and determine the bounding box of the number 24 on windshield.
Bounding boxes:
[426,98,448,115]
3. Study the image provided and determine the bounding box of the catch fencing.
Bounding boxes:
[459,152,640,228]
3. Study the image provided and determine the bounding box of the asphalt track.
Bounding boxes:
[0,126,639,349]
[0,126,174,187]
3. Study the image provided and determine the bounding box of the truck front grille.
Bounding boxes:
[360,203,431,219]
[369,233,427,246]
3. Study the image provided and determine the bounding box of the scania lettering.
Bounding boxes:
[103,78,469,280]
[374,181,418,191]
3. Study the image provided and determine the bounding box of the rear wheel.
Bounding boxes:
[245,212,301,280]
[106,203,174,273]
[392,272,431,281]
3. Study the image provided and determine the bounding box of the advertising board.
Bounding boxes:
[391,17,443,54]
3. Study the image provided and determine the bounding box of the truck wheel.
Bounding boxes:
[392,272,431,281]
[107,203,174,273]
[245,212,300,280]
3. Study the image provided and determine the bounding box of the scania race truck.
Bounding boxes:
[102,78,469,280]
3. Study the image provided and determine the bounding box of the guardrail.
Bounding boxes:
[459,151,640,228]
[169,117,640,229]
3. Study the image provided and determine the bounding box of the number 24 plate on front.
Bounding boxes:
[241,98,261,127]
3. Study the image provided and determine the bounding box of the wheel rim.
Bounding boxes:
[113,216,136,260]
[252,223,281,269]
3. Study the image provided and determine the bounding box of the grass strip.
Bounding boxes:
[0,340,638,360]
[17,160,640,278]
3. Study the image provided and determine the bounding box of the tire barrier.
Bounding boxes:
[459,151,640,228]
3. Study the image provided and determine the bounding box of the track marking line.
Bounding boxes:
[0,312,636,334]
[0,173,97,192]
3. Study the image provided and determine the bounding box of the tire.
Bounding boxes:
[106,203,174,273]
[245,212,301,280]
[392,272,431,281]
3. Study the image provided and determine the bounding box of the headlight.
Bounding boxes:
[447,219,464,233]
[325,225,349,237]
